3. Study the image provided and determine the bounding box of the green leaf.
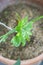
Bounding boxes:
[14,59,21,65]
[0,35,8,43]
[30,16,43,23]
[21,16,28,26]
[0,28,16,43]
[20,30,26,46]
[23,22,33,31]
[11,33,21,47]
[21,38,26,46]
[15,16,28,32]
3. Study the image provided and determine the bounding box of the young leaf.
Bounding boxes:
[11,32,21,47]
[0,34,8,43]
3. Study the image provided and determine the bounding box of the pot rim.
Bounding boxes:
[0,54,43,65]
[0,0,43,12]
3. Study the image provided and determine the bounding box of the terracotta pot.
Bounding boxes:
[0,0,43,65]
[0,54,43,65]
[0,0,43,12]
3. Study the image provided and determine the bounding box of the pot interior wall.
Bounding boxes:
[0,0,43,12]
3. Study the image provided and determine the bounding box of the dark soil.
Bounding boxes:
[0,4,43,60]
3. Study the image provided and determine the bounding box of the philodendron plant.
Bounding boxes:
[0,14,43,47]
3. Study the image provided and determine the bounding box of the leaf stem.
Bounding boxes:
[30,16,43,22]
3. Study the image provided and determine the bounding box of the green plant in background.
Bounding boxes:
[0,14,43,47]
[14,59,21,65]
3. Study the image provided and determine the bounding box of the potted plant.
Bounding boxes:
[0,0,43,65]
[0,14,43,65]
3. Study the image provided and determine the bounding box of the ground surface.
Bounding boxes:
[0,4,43,60]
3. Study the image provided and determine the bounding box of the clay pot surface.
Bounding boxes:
[0,0,43,12]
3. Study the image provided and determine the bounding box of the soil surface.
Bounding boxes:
[0,4,43,60]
